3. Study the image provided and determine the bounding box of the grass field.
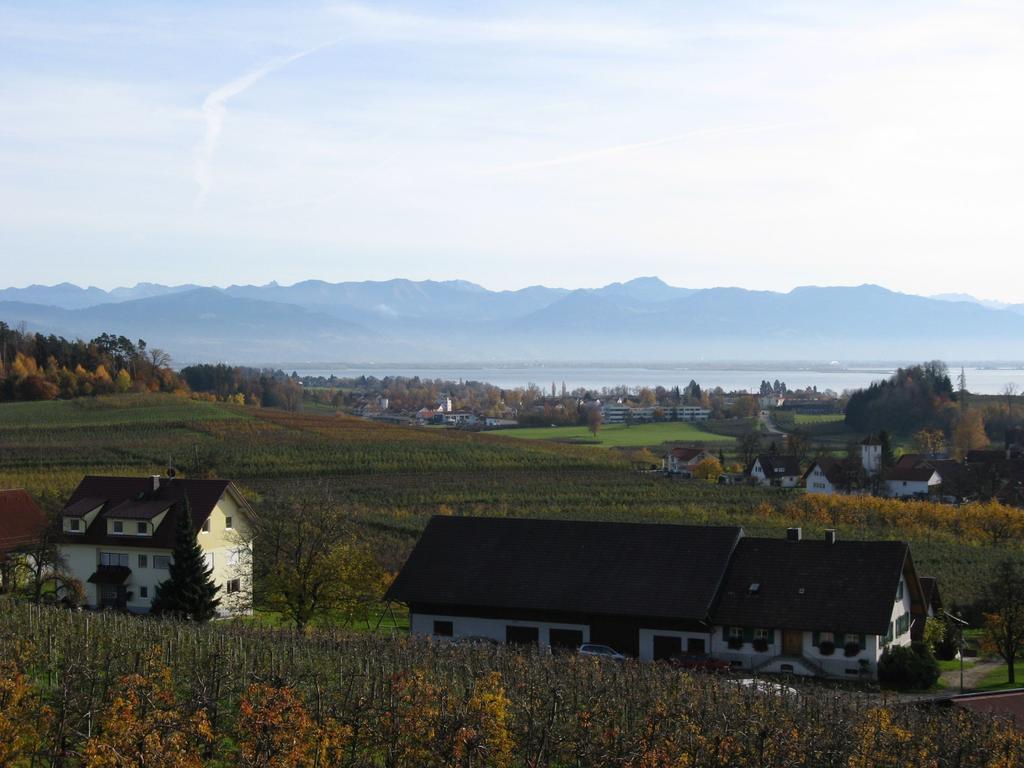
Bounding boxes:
[499,421,734,447]
[976,662,1022,691]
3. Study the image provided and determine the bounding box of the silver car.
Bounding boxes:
[577,643,626,661]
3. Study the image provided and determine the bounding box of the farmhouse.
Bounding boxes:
[386,517,929,679]
[58,475,254,614]
[663,446,714,475]
[884,465,941,498]
[0,489,47,592]
[749,454,802,488]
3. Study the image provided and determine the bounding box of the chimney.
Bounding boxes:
[151,474,161,492]
[786,527,802,542]
[824,529,837,544]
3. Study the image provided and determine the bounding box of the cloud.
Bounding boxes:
[194,41,337,206]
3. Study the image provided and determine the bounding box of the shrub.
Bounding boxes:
[818,640,835,656]
[878,643,940,690]
[844,641,861,657]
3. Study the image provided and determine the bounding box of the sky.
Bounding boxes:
[2,0,1023,300]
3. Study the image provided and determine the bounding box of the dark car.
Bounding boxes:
[668,653,732,671]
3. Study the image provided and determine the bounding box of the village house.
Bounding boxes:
[749,454,802,488]
[386,516,929,680]
[663,446,715,476]
[0,489,47,592]
[58,475,254,614]
[884,464,942,499]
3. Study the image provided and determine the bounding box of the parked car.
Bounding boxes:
[578,643,626,661]
[452,635,500,647]
[730,678,799,697]
[668,653,731,672]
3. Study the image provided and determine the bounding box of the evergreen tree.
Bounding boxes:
[878,430,895,468]
[151,493,220,621]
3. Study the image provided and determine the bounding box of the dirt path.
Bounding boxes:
[941,659,1003,692]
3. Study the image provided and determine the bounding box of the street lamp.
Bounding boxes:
[945,610,970,693]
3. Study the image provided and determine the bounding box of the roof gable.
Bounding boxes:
[386,516,743,621]
[711,537,911,635]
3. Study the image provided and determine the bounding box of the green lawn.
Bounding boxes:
[499,421,733,447]
[976,662,1024,691]
[0,393,244,427]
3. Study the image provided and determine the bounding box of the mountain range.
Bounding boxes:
[1,278,1023,364]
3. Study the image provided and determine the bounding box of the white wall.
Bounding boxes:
[710,627,883,678]
[410,612,589,647]
[805,466,834,495]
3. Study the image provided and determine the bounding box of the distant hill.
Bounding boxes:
[2,278,1024,363]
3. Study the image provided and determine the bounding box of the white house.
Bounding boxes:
[386,517,930,680]
[58,475,254,614]
[884,466,941,498]
[750,455,802,488]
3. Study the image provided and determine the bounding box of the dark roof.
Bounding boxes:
[752,455,801,477]
[896,453,926,468]
[386,516,743,621]
[0,489,47,553]
[711,537,912,635]
[61,476,240,549]
[951,690,1024,729]
[104,499,174,520]
[803,457,861,484]
[62,497,105,518]
[885,466,939,482]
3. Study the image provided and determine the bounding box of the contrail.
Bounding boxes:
[483,122,793,175]
[194,41,337,207]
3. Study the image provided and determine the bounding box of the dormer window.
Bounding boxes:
[136,522,148,535]
[112,520,124,534]
[69,519,81,532]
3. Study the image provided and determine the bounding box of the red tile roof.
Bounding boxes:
[0,489,47,553]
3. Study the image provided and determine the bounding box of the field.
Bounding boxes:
[499,421,734,447]
[1,394,1022,611]
[794,413,846,425]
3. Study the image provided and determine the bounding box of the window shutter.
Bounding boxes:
[859,634,866,650]
[743,627,754,643]
[722,626,730,641]
[812,631,820,646]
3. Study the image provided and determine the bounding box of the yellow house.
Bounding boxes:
[59,475,254,614]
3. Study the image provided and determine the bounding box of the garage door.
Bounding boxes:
[652,635,682,661]
[506,625,540,645]
[549,628,584,651]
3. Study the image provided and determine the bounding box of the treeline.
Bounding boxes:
[845,361,956,434]
[179,363,303,410]
[2,604,1023,767]
[0,324,179,401]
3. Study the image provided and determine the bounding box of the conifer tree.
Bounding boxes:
[151,494,220,621]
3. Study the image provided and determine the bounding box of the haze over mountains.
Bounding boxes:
[1,278,1023,364]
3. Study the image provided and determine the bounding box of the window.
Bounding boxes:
[69,519,81,532]
[729,626,743,639]
[844,633,860,647]
[100,552,128,567]
[884,622,894,644]
[819,631,834,644]
[227,578,241,594]
[112,520,124,534]
[228,550,240,566]
[137,522,148,535]
[433,620,454,637]
[225,516,233,530]
[137,554,148,568]
[204,553,214,569]
[753,628,770,641]
[153,555,171,569]
[201,519,210,533]
[139,586,148,599]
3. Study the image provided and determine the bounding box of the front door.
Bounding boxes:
[782,630,803,656]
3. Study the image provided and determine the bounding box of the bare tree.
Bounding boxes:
[148,348,172,368]
[586,406,603,438]
[1005,383,1018,425]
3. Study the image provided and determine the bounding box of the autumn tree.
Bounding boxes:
[252,484,383,631]
[0,640,49,766]
[81,648,211,768]
[913,428,946,458]
[237,683,314,768]
[982,559,1024,685]
[953,409,988,458]
[692,457,723,481]
[586,406,603,439]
